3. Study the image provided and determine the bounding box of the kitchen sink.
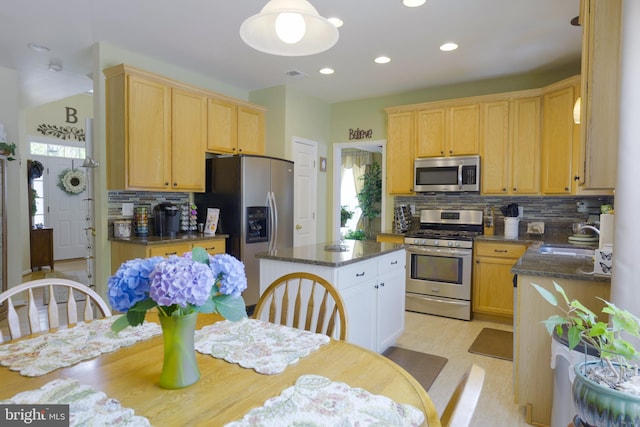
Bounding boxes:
[537,245,595,257]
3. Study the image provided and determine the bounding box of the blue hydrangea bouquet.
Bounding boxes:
[108,246,248,333]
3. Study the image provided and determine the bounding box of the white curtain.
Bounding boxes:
[342,150,374,229]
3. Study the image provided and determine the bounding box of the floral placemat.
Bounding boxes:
[224,374,426,426]
[1,378,151,426]
[194,318,330,374]
[0,316,161,376]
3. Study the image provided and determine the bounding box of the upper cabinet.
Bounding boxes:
[481,97,541,195]
[207,98,265,155]
[105,64,266,192]
[541,80,577,195]
[578,0,621,190]
[416,104,479,157]
[386,110,415,195]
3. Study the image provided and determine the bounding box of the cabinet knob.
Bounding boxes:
[390,260,398,265]
[449,150,453,154]
[513,188,517,192]
[565,187,569,191]
[440,151,444,155]
[380,282,385,287]
[374,285,379,289]
[574,176,581,181]
[165,182,169,186]
[502,188,506,192]
[238,149,243,152]
[173,182,177,187]
[356,272,365,277]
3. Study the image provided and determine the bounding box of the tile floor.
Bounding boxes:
[397,311,531,426]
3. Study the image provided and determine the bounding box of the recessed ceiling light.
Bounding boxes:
[48,59,63,72]
[27,43,50,53]
[319,67,335,75]
[403,0,427,7]
[327,17,343,28]
[374,56,391,64]
[440,42,459,52]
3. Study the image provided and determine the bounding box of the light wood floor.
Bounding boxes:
[398,311,530,426]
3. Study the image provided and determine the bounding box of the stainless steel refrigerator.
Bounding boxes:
[194,155,294,307]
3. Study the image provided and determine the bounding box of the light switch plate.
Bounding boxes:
[122,203,134,217]
[527,221,545,234]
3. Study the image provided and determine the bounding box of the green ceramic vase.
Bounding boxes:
[158,312,200,389]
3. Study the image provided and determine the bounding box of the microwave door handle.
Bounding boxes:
[458,163,463,189]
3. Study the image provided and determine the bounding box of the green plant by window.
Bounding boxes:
[31,189,38,216]
[357,162,382,220]
[343,229,366,240]
[340,205,354,227]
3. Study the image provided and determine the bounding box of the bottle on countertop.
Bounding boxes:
[483,207,494,236]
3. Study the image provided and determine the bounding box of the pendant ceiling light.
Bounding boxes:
[240,0,339,56]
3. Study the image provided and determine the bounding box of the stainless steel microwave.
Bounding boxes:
[414,155,480,193]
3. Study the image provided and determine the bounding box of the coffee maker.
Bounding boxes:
[154,202,180,237]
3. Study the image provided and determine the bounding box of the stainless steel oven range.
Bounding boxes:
[404,209,483,321]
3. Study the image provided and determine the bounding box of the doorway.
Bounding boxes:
[332,140,386,241]
[292,137,318,247]
[29,138,87,261]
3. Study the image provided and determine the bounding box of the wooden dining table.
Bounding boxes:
[0,314,441,426]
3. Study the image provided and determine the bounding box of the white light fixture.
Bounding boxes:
[319,67,334,75]
[403,0,427,7]
[573,97,581,124]
[27,43,50,53]
[240,0,339,56]
[327,17,343,28]
[374,56,391,64]
[440,42,458,52]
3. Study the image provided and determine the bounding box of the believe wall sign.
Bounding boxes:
[349,128,373,140]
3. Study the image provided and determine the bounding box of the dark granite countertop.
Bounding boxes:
[256,240,405,268]
[110,233,228,246]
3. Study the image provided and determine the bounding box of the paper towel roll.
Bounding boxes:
[599,213,614,248]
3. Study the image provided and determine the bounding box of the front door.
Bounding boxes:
[43,157,87,260]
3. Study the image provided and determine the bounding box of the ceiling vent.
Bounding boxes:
[285,70,308,80]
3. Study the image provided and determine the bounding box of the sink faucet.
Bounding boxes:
[578,224,600,235]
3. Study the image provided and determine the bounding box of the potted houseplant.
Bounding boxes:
[340,205,354,227]
[356,162,382,240]
[532,281,640,426]
[0,142,16,161]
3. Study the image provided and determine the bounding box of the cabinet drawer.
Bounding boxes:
[337,259,377,291]
[475,241,527,259]
[149,243,193,258]
[376,250,405,275]
[194,240,225,255]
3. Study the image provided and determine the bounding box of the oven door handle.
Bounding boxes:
[406,246,472,257]
[419,295,469,306]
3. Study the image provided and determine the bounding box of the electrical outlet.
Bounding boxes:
[122,203,134,217]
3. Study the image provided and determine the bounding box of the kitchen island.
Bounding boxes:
[257,240,406,353]
[511,245,610,426]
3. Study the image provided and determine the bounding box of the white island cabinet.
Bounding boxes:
[257,240,406,353]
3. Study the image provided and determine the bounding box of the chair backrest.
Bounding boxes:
[440,364,485,427]
[253,272,348,340]
[0,278,112,342]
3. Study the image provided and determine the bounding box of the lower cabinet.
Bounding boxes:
[259,249,406,353]
[472,241,527,322]
[110,238,226,274]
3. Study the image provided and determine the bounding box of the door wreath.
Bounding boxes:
[58,169,86,195]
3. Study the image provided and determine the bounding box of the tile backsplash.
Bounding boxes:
[107,191,191,235]
[394,194,613,235]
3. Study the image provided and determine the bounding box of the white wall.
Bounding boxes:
[0,65,26,287]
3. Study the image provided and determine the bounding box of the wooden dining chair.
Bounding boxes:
[0,278,112,342]
[253,272,348,340]
[440,363,486,427]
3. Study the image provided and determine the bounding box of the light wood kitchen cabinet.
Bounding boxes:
[386,110,415,194]
[110,238,226,274]
[104,64,206,192]
[511,97,541,194]
[415,108,445,157]
[376,233,405,244]
[481,97,541,195]
[472,241,527,322]
[171,88,207,191]
[416,104,479,158]
[577,0,621,191]
[448,104,480,156]
[541,82,576,194]
[207,98,265,155]
[480,101,510,194]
